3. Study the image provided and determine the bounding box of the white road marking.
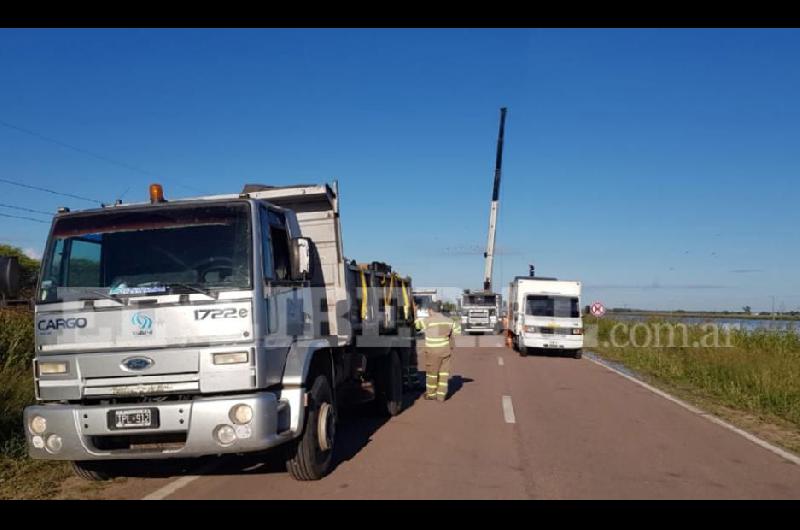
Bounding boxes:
[502,395,516,424]
[498,356,504,366]
[142,475,201,501]
[141,459,221,500]
[585,353,800,467]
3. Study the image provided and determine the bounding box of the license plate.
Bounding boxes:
[108,408,159,430]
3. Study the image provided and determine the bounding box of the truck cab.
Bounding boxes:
[22,182,416,481]
[460,290,501,335]
[508,277,583,358]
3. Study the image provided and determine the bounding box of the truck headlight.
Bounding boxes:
[30,415,47,435]
[214,424,237,446]
[213,352,248,365]
[524,325,537,334]
[38,362,68,375]
[230,404,253,425]
[46,434,63,454]
[572,328,583,335]
[461,316,468,323]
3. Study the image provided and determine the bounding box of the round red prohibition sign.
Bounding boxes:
[590,302,606,317]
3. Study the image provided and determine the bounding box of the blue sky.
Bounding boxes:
[1,28,799,311]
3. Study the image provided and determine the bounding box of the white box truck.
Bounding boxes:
[508,276,583,358]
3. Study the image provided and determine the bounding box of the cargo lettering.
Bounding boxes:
[37,318,88,331]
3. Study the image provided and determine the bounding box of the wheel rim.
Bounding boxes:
[317,402,335,452]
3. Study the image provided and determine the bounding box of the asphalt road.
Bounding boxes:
[93,337,800,499]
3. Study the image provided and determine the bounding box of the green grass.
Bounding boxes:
[0,366,71,499]
[0,309,35,454]
[588,315,800,450]
[0,309,72,499]
[0,308,35,370]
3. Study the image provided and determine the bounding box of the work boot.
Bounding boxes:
[424,394,436,400]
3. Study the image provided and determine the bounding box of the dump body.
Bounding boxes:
[508,277,583,352]
[24,182,416,476]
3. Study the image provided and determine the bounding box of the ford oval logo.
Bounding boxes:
[121,356,154,371]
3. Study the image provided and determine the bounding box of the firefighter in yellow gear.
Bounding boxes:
[414,309,461,401]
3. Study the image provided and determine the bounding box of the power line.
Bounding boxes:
[0,118,207,196]
[0,202,53,217]
[0,118,157,178]
[0,211,51,224]
[0,177,101,205]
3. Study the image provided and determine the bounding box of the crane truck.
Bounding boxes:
[12,181,418,482]
[460,107,507,335]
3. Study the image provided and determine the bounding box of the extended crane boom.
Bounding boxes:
[483,107,507,291]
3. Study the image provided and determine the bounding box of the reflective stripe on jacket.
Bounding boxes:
[415,312,459,348]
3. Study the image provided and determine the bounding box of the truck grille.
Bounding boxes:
[91,432,187,452]
[468,309,491,323]
[540,328,572,335]
[83,373,200,397]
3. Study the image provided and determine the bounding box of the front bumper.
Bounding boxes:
[24,391,295,461]
[522,334,583,350]
[463,322,498,333]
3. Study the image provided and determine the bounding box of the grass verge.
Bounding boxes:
[0,367,73,500]
[587,315,800,454]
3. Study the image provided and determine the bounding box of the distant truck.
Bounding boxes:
[412,289,439,318]
[460,289,502,335]
[508,277,583,358]
[12,182,418,482]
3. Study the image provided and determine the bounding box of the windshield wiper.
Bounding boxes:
[81,289,126,305]
[163,282,219,300]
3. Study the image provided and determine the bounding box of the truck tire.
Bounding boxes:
[519,343,529,357]
[71,460,115,481]
[285,374,336,481]
[374,350,404,417]
[573,349,583,359]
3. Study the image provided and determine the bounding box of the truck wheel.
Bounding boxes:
[573,349,583,359]
[285,374,336,481]
[519,344,528,357]
[71,460,115,481]
[375,350,404,417]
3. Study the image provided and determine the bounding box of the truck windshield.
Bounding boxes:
[526,295,579,318]
[464,294,496,306]
[413,296,433,309]
[39,203,252,303]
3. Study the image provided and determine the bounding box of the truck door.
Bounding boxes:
[260,206,306,339]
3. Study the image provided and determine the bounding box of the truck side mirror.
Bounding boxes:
[290,237,312,280]
[0,256,21,298]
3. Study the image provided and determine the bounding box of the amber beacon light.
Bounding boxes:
[149,183,165,204]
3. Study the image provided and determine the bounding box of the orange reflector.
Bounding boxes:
[149,183,164,203]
